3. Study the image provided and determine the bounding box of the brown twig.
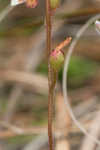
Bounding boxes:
[46,0,54,150]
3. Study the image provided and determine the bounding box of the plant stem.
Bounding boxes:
[48,85,54,150]
[46,0,54,150]
[46,0,51,57]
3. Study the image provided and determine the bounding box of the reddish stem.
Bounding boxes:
[46,0,54,150]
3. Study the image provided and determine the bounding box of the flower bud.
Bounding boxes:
[50,49,64,72]
[26,0,38,8]
[50,0,60,10]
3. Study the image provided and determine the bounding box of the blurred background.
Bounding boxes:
[0,0,100,150]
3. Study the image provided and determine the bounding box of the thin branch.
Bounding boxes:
[46,0,54,150]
